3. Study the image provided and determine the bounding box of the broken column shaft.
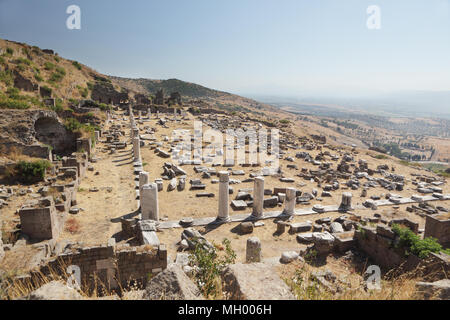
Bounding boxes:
[133,137,141,162]
[218,171,230,221]
[340,192,353,210]
[141,183,159,221]
[252,176,264,218]
[283,187,296,215]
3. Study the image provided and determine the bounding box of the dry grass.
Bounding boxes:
[0,259,123,300]
[135,244,155,253]
[0,146,40,162]
[282,260,424,300]
[436,212,450,220]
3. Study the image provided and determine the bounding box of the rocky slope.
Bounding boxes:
[0,37,274,116]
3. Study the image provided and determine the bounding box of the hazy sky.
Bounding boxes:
[0,0,449,97]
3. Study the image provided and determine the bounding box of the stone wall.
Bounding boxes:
[62,153,88,180]
[37,244,167,292]
[19,205,61,241]
[39,85,52,98]
[13,70,38,92]
[76,138,92,158]
[91,82,128,105]
[0,140,51,160]
[0,110,77,159]
[34,116,77,155]
[355,225,450,280]
[333,232,356,253]
[424,214,450,248]
[354,226,404,270]
[18,153,87,241]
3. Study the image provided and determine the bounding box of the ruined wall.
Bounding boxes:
[424,215,450,248]
[0,110,76,158]
[39,244,167,292]
[354,226,404,270]
[0,140,51,159]
[76,138,92,158]
[116,245,167,286]
[91,82,128,105]
[62,153,88,180]
[355,225,450,280]
[34,116,77,155]
[13,70,38,92]
[18,154,86,241]
[333,232,356,253]
[39,86,52,98]
[19,206,60,241]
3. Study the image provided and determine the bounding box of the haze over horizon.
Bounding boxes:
[0,0,449,101]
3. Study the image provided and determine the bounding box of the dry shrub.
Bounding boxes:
[0,257,125,299]
[135,244,155,253]
[284,260,430,300]
[46,186,61,200]
[1,146,38,162]
[65,218,81,234]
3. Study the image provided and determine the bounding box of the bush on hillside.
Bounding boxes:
[392,224,445,259]
[15,160,51,183]
[72,61,82,70]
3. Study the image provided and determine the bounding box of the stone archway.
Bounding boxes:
[34,116,77,155]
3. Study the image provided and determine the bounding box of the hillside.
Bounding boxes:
[0,38,114,110]
[0,38,273,117]
[110,76,275,115]
[109,77,225,99]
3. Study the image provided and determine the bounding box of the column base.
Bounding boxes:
[216,216,231,223]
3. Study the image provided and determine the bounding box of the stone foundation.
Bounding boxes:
[19,204,61,241]
[34,243,167,293]
[424,214,450,248]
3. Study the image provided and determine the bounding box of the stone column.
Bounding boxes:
[138,111,142,120]
[283,187,296,215]
[139,171,149,196]
[133,127,139,138]
[340,192,353,210]
[94,131,100,142]
[133,137,141,162]
[246,237,261,263]
[141,183,159,221]
[252,176,264,218]
[218,171,230,221]
[148,108,151,119]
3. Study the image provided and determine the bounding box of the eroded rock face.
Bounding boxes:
[416,279,450,300]
[0,110,76,157]
[143,264,204,300]
[222,263,295,300]
[34,116,76,154]
[22,281,83,300]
